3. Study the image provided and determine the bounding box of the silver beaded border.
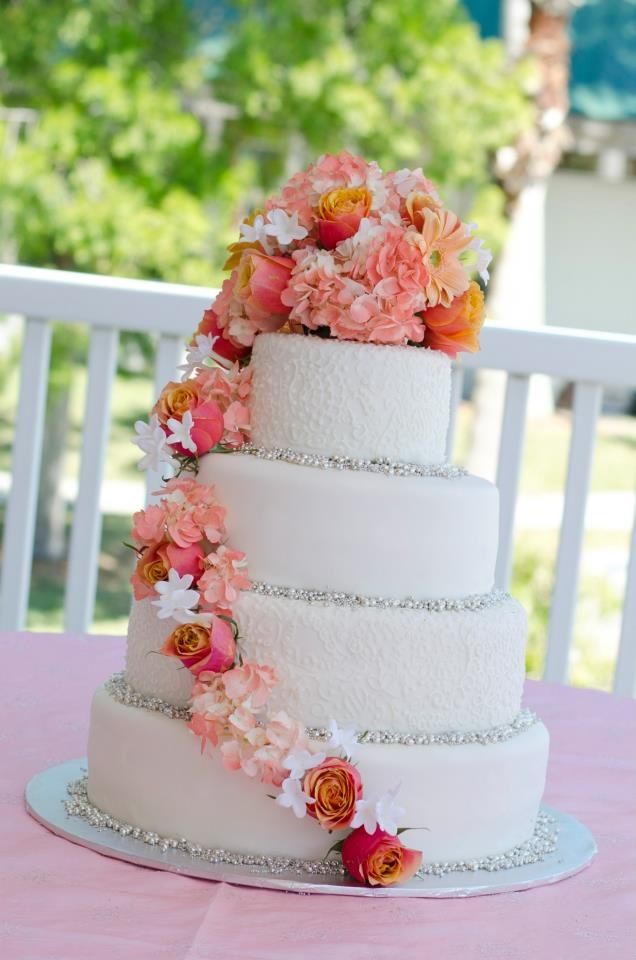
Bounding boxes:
[64,777,344,877]
[105,673,191,721]
[307,709,538,747]
[64,777,558,879]
[241,444,467,480]
[250,580,510,613]
[105,673,539,748]
[417,812,558,877]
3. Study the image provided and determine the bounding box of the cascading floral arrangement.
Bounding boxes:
[127,152,492,887]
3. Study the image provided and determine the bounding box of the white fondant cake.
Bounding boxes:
[88,687,549,863]
[197,453,499,598]
[126,594,528,733]
[87,330,550,873]
[249,334,452,464]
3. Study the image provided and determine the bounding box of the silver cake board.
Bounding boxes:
[26,759,597,899]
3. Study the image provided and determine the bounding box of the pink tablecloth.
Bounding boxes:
[1,631,635,960]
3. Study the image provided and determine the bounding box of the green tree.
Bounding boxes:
[0,1,214,557]
[208,0,536,257]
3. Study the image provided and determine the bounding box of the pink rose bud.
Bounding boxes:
[189,401,225,454]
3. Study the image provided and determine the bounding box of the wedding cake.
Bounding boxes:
[79,153,551,888]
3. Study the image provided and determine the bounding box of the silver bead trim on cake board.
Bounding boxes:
[241,444,467,479]
[417,812,558,877]
[104,673,538,747]
[65,776,345,877]
[250,580,510,613]
[62,776,558,878]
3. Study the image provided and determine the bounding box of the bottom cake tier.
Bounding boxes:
[86,685,550,865]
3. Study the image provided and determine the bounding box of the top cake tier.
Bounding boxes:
[249,333,452,465]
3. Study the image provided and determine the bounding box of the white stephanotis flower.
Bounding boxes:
[275,777,315,819]
[282,748,326,781]
[469,237,493,284]
[166,410,196,454]
[151,570,200,621]
[239,213,274,254]
[264,208,308,247]
[179,333,217,379]
[132,416,177,473]
[326,720,358,760]
[351,784,405,836]
[374,784,406,836]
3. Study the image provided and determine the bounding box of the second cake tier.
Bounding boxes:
[127,592,527,732]
[198,452,499,600]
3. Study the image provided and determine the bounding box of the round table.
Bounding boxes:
[1,630,634,960]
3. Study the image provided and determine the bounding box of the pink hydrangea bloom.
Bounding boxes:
[222,661,278,711]
[131,504,166,548]
[199,546,250,613]
[266,711,308,754]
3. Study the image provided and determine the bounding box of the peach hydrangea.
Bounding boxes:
[199,545,250,615]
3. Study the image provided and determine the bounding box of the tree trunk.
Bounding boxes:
[467,0,574,477]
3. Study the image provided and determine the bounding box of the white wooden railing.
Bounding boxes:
[1,263,635,696]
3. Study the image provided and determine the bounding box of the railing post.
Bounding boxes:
[0,316,52,629]
[495,373,530,590]
[544,382,603,683]
[64,327,119,633]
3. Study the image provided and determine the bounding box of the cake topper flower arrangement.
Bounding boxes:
[199,150,491,363]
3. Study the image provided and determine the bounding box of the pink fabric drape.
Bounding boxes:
[1,631,634,959]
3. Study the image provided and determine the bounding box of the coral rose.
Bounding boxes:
[153,380,200,427]
[341,827,423,887]
[303,757,362,830]
[163,541,204,581]
[197,308,251,364]
[237,250,294,319]
[161,617,236,676]
[423,280,485,357]
[189,401,225,455]
[317,186,372,249]
[131,541,169,600]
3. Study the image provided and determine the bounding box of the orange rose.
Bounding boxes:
[131,541,169,600]
[423,280,485,357]
[161,617,236,676]
[404,190,441,231]
[153,380,200,426]
[317,186,372,249]
[303,756,362,830]
[342,827,423,887]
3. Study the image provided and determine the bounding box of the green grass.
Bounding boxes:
[453,405,636,493]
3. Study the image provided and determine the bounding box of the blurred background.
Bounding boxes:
[0,0,634,688]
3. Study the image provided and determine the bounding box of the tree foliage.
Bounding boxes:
[0,0,213,283]
[209,0,536,257]
[0,0,535,280]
